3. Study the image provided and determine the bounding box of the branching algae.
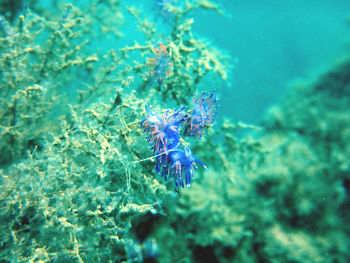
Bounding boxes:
[0,0,231,262]
[2,1,347,263]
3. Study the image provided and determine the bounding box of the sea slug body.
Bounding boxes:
[183,90,219,138]
[140,91,217,188]
[146,40,173,88]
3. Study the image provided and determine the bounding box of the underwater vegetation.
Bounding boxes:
[0,0,229,262]
[154,57,350,262]
[149,58,350,263]
[0,0,349,262]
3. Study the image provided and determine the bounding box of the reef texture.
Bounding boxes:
[0,0,349,262]
[152,59,350,263]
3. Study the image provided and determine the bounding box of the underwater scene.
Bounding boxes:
[1,0,350,262]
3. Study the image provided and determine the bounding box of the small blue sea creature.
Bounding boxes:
[141,104,184,155]
[140,91,218,188]
[163,147,206,188]
[141,104,162,133]
[146,40,173,88]
[142,238,159,258]
[125,238,159,262]
[141,104,206,188]
[183,90,219,138]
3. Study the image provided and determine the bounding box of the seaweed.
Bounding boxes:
[0,0,349,262]
[152,59,350,263]
[0,0,231,261]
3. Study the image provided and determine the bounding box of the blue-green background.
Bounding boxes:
[33,0,350,123]
[192,0,350,123]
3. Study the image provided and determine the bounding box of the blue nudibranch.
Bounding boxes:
[141,90,218,188]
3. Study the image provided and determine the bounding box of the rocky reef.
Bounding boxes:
[0,0,349,262]
[153,58,350,262]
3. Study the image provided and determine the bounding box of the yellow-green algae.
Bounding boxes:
[0,1,349,262]
[152,59,350,263]
[0,1,230,262]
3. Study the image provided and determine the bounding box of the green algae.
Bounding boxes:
[151,59,350,263]
[0,1,231,261]
[0,0,349,262]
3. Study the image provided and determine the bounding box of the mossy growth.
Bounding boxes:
[122,0,231,105]
[0,0,232,262]
[0,4,96,165]
[0,94,173,261]
[1,0,349,262]
[151,58,350,263]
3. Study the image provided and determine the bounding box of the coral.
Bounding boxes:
[155,0,176,20]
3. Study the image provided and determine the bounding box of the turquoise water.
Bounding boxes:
[193,0,350,123]
[24,0,350,123]
[1,1,350,262]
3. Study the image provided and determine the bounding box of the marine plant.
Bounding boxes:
[151,59,350,263]
[0,0,231,261]
[3,0,348,262]
[123,1,230,103]
[0,4,96,166]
